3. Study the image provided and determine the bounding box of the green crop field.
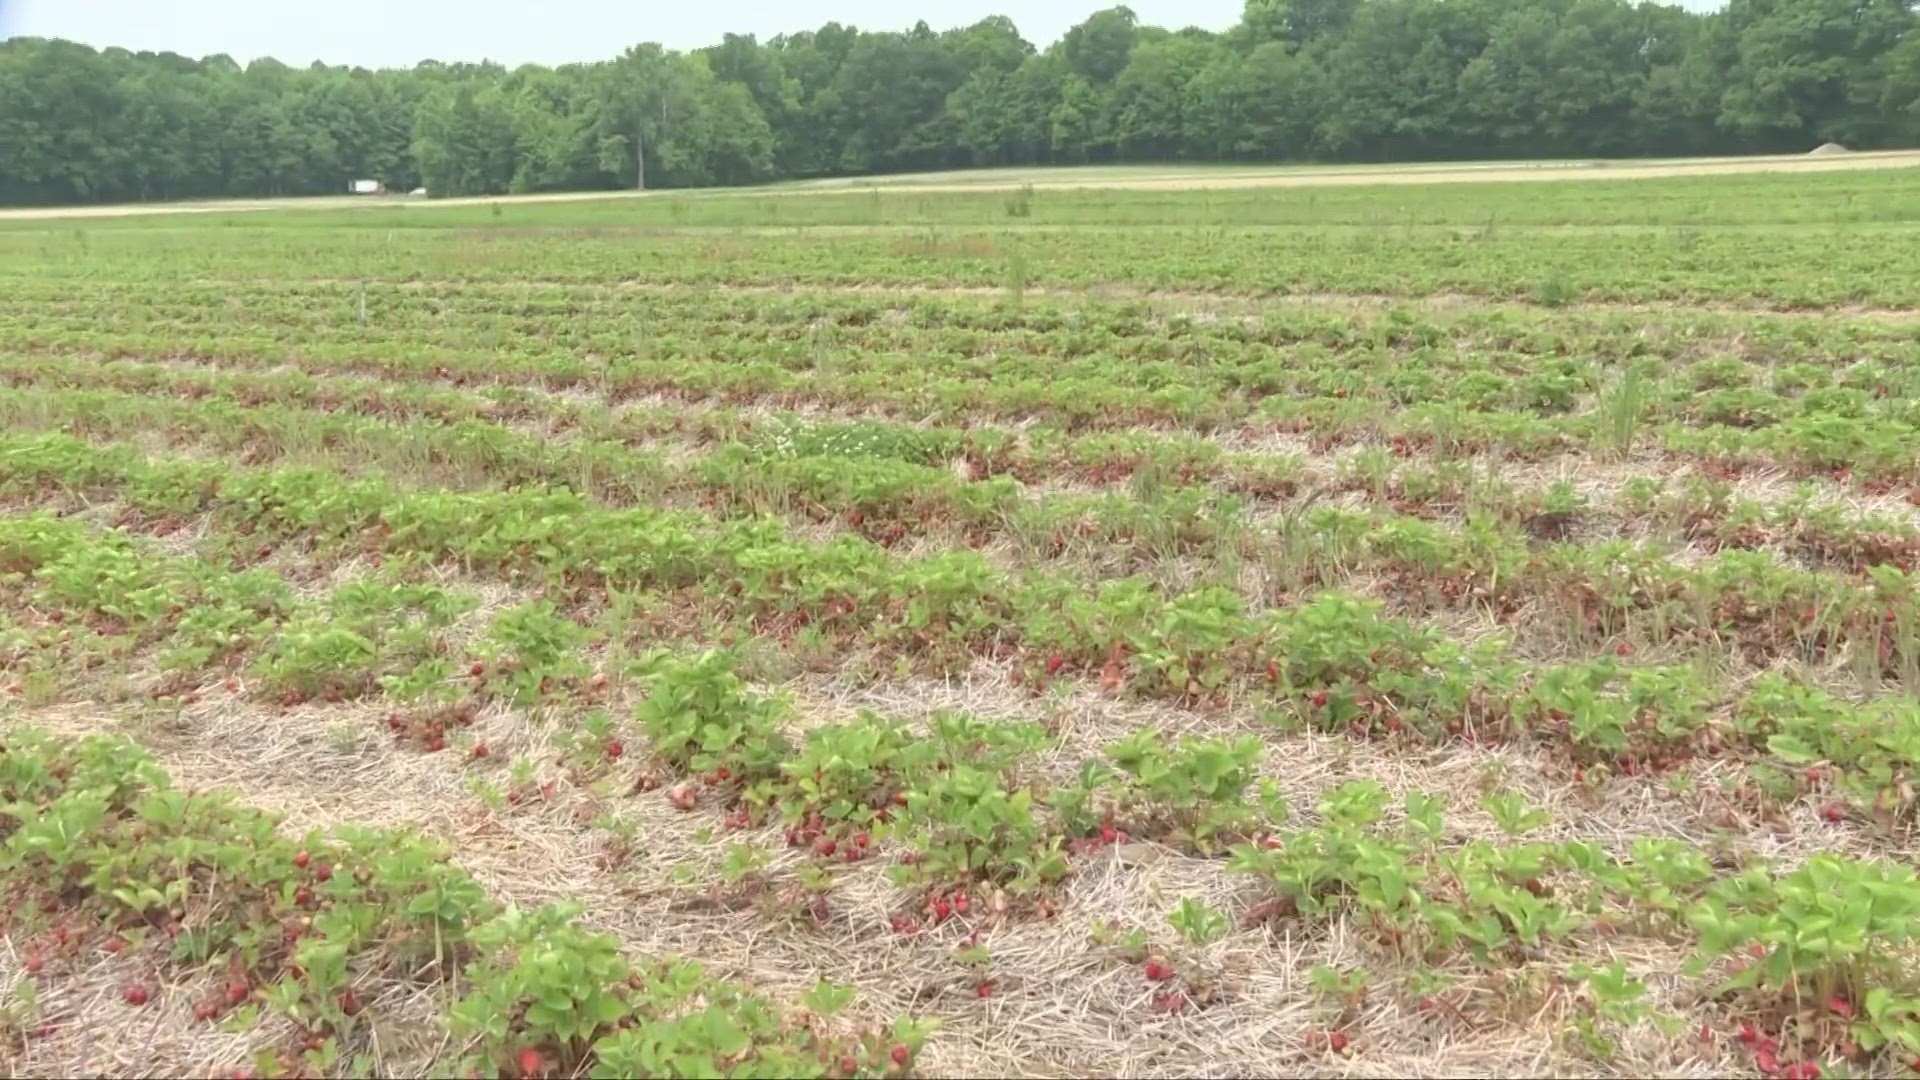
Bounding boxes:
[5,166,1920,1079]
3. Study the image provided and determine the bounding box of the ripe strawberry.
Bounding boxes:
[605,740,624,760]
[226,979,249,1005]
[517,1047,543,1076]
[295,885,314,906]
[123,983,149,1006]
[931,897,952,923]
[469,662,485,678]
[471,742,489,760]
[1310,690,1329,708]
[1827,994,1853,1019]
[952,891,970,915]
[293,850,311,869]
[194,1000,220,1021]
[24,953,44,974]
[1754,1049,1779,1075]
[424,734,446,752]
[854,831,871,849]
[1144,959,1174,982]
[976,980,993,999]
[1045,653,1065,676]
[890,1044,910,1069]
[339,988,361,1015]
[816,838,837,857]
[1820,803,1844,823]
[1328,1031,1350,1053]
[314,863,332,882]
[837,1055,859,1076]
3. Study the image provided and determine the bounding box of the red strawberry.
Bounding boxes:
[226,979,249,1005]
[1144,959,1174,982]
[194,1000,220,1021]
[293,850,311,869]
[517,1047,544,1076]
[1820,803,1844,823]
[976,980,993,998]
[890,1044,911,1069]
[1328,1031,1350,1053]
[605,740,625,759]
[1310,690,1329,708]
[471,742,490,759]
[953,891,970,915]
[314,863,332,882]
[837,1055,859,1076]
[1827,995,1852,1019]
[123,983,149,1006]
[24,953,44,974]
[1045,653,1065,676]
[469,662,485,678]
[339,988,361,1015]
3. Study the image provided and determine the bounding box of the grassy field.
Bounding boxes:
[4,166,1920,1079]
[3,148,1917,219]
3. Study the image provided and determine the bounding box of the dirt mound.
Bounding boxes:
[1809,142,1852,156]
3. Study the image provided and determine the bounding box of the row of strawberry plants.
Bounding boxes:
[15,276,1920,390]
[7,389,1916,692]
[17,292,1920,452]
[15,354,1919,577]
[7,491,1919,832]
[23,311,1920,479]
[0,726,924,1079]
[1226,778,1920,1073]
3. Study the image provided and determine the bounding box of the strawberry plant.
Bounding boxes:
[1688,854,1920,1065]
[633,649,790,787]
[450,904,633,1076]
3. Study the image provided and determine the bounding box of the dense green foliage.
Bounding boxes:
[2,0,1918,204]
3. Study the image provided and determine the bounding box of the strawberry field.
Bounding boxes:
[5,168,1920,1079]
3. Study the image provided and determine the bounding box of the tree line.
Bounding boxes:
[2,0,1916,205]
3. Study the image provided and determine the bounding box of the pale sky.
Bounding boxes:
[2,0,1729,69]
